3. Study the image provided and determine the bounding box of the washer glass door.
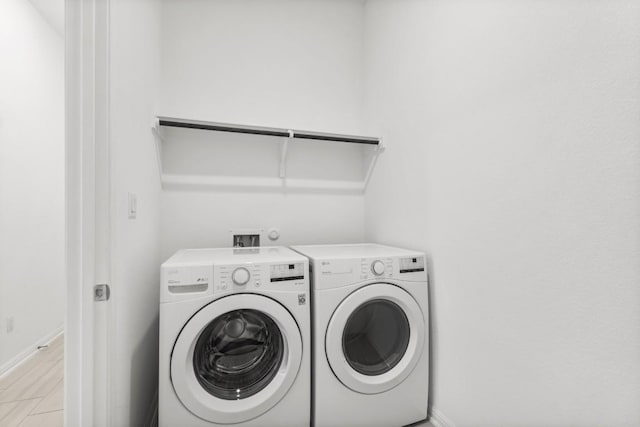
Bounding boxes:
[171,294,302,424]
[193,309,284,400]
[325,283,424,394]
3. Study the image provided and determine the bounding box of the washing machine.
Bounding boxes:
[159,247,310,427]
[291,243,429,427]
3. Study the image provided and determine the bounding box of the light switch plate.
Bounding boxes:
[128,193,137,219]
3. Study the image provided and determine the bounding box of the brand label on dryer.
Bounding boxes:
[319,260,353,275]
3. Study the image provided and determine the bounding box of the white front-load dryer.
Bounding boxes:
[291,243,429,427]
[159,247,310,427]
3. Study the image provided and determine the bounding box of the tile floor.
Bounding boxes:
[0,334,63,427]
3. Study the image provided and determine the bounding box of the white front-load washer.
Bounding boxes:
[291,243,429,427]
[159,247,310,427]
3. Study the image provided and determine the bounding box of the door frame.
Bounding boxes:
[65,0,112,425]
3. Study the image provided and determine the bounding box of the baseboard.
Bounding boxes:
[144,388,158,427]
[0,325,64,378]
[429,407,456,427]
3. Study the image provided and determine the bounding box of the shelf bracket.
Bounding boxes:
[151,118,164,183]
[279,131,292,179]
[363,143,385,191]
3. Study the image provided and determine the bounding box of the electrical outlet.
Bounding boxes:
[6,317,14,333]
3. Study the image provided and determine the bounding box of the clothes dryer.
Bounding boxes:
[291,243,428,427]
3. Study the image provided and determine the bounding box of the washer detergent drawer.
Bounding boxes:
[162,266,212,300]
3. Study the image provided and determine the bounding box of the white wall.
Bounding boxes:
[363,1,640,426]
[158,0,368,259]
[161,189,367,259]
[160,0,364,134]
[107,1,640,425]
[0,0,65,373]
[28,0,64,36]
[109,0,162,425]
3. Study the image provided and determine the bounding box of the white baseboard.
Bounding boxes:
[0,326,64,378]
[429,407,456,427]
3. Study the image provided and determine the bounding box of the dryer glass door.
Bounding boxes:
[325,283,425,395]
[342,299,410,376]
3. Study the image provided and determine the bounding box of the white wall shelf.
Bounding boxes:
[151,116,384,193]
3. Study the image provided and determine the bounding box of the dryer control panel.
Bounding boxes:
[312,255,427,290]
[360,258,394,280]
[291,244,427,291]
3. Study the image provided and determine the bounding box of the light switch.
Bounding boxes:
[128,193,137,219]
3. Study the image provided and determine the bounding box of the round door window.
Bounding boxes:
[193,309,284,400]
[342,299,410,376]
[171,294,303,424]
[325,283,425,394]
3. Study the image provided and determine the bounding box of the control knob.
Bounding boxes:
[232,267,250,285]
[371,260,385,276]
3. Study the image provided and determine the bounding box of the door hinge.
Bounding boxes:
[94,284,110,301]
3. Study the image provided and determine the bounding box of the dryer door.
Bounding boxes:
[325,283,424,394]
[171,294,302,424]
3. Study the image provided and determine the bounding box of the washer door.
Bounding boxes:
[171,294,302,424]
[325,283,424,394]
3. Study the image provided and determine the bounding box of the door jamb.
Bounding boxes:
[65,0,111,425]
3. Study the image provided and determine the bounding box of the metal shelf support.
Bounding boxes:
[279,131,292,179]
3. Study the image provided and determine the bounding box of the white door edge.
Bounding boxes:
[65,0,112,425]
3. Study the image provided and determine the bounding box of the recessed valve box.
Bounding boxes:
[230,228,265,247]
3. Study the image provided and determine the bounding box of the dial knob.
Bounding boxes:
[371,260,385,276]
[232,267,250,285]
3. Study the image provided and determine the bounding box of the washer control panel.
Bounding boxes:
[214,261,307,295]
[270,263,305,282]
[231,267,251,285]
[399,256,425,273]
[161,248,310,302]
[217,264,261,293]
[371,260,386,276]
